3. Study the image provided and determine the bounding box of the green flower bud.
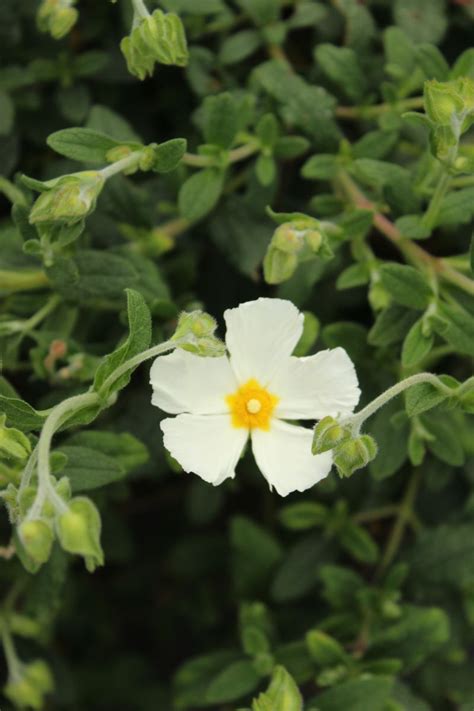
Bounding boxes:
[304,229,323,252]
[263,246,298,284]
[368,282,391,311]
[56,497,104,571]
[4,659,54,711]
[37,0,78,40]
[333,435,378,477]
[312,416,348,455]
[121,10,188,81]
[0,415,31,463]
[272,224,304,254]
[172,310,226,357]
[138,145,157,171]
[424,79,464,125]
[18,520,54,565]
[29,171,105,226]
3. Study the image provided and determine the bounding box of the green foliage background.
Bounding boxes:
[0,0,474,709]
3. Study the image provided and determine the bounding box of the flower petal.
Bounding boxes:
[150,349,238,415]
[251,420,332,496]
[224,298,304,386]
[272,348,360,420]
[161,414,248,485]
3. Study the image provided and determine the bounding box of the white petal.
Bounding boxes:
[150,349,238,415]
[161,414,248,485]
[272,348,360,420]
[251,420,332,497]
[224,298,303,386]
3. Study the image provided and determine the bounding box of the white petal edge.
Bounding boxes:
[272,347,360,420]
[150,349,238,415]
[161,414,248,485]
[224,298,304,386]
[251,420,333,497]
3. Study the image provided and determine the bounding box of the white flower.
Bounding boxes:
[150,298,360,497]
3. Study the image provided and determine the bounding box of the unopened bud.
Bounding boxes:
[424,79,464,125]
[0,415,31,462]
[334,435,378,477]
[312,416,348,455]
[304,229,322,252]
[263,247,298,284]
[272,224,303,253]
[29,171,104,226]
[57,497,104,571]
[172,310,225,356]
[18,520,54,565]
[121,9,188,81]
[37,0,78,40]
[4,659,54,711]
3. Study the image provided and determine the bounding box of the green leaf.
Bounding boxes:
[319,565,364,609]
[179,169,225,221]
[279,502,328,530]
[273,136,310,159]
[308,676,394,711]
[202,93,239,149]
[393,0,447,45]
[401,319,434,367]
[379,263,432,309]
[271,534,333,602]
[252,666,303,711]
[430,302,474,356]
[369,401,408,479]
[235,0,280,26]
[86,105,142,143]
[369,306,418,347]
[322,322,370,363]
[174,651,242,709]
[47,128,135,164]
[338,522,379,564]
[306,631,347,666]
[93,289,152,400]
[416,44,450,80]
[437,187,474,227]
[231,516,282,596]
[152,138,187,173]
[422,411,465,466]
[404,375,457,417]
[65,431,148,473]
[315,44,367,102]
[219,30,262,65]
[336,263,370,290]
[408,523,474,589]
[0,395,46,432]
[370,606,450,671]
[301,154,338,180]
[352,131,398,160]
[46,251,139,302]
[451,48,474,80]
[205,660,260,704]
[55,446,125,492]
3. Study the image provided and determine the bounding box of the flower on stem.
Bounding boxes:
[150,298,360,496]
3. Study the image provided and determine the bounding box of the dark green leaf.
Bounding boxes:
[179,169,225,221]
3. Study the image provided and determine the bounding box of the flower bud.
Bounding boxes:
[0,415,31,463]
[333,435,378,477]
[4,659,54,711]
[18,520,54,565]
[263,247,298,284]
[56,497,104,571]
[172,311,226,357]
[37,0,78,40]
[312,416,348,455]
[424,79,464,125]
[304,229,323,252]
[29,171,105,226]
[121,10,188,81]
[272,224,304,254]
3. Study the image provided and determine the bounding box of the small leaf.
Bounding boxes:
[47,128,137,163]
[202,93,239,149]
[55,446,126,492]
[0,396,46,432]
[205,660,260,704]
[338,521,379,564]
[379,263,432,309]
[401,319,434,367]
[279,502,328,530]
[152,138,187,173]
[179,169,225,221]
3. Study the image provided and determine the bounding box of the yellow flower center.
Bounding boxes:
[226,378,279,430]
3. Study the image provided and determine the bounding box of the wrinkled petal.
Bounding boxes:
[251,420,332,496]
[224,298,303,386]
[161,414,248,485]
[150,349,238,415]
[272,348,360,420]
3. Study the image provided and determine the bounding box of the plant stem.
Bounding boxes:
[376,469,422,578]
[131,0,150,21]
[336,171,474,296]
[1,623,22,681]
[353,505,399,524]
[0,270,50,293]
[24,294,61,333]
[335,96,424,120]
[98,339,176,396]
[342,373,453,435]
[100,151,143,180]
[421,171,451,231]
[182,143,259,168]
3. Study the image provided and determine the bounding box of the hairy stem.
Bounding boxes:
[335,96,424,120]
[422,171,451,231]
[182,143,259,168]
[100,151,143,180]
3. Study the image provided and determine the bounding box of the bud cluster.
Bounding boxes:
[423,77,474,166]
[312,416,378,478]
[4,659,54,710]
[37,0,78,40]
[172,310,226,357]
[264,217,331,284]
[121,9,189,81]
